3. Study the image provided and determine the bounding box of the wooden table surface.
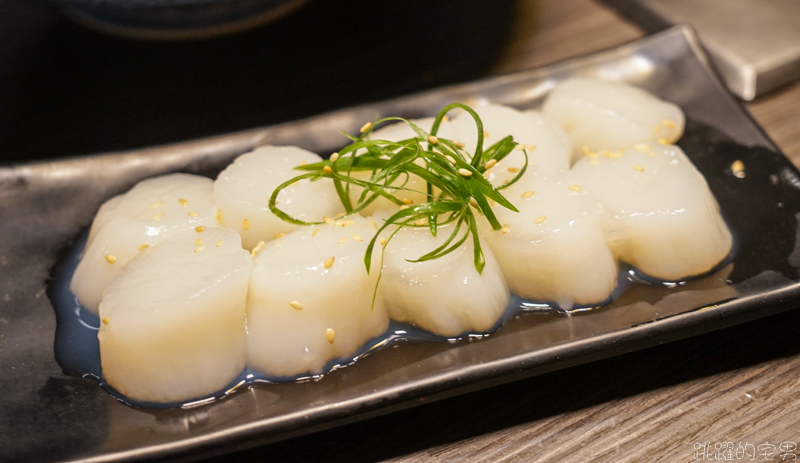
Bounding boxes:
[212,1,800,462]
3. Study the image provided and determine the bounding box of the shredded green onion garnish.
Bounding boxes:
[268,103,528,281]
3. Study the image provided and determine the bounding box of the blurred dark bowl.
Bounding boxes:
[54,0,311,40]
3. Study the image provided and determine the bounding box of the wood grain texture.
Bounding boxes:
[211,1,800,462]
[747,80,800,163]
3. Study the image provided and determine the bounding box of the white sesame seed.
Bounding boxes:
[454,141,465,148]
[178,198,189,207]
[216,210,223,224]
[352,234,363,242]
[150,201,163,209]
[195,238,203,246]
[105,254,117,264]
[507,167,519,173]
[250,241,266,257]
[102,316,110,325]
[330,152,340,162]
[188,211,199,218]
[323,165,332,174]
[324,256,335,269]
[400,198,414,205]
[657,138,669,145]
[137,243,149,251]
[662,119,676,129]
[501,224,510,234]
[312,228,320,237]
[152,212,164,220]
[216,239,223,247]
[370,219,378,230]
[634,143,651,152]
[274,232,287,239]
[535,216,547,224]
[732,160,745,178]
[427,135,439,145]
[458,168,473,177]
[242,218,250,230]
[194,245,206,253]
[338,237,348,244]
[484,159,497,169]
[380,238,387,245]
[446,155,457,165]
[289,300,304,311]
[326,328,336,343]
[521,190,535,199]
[633,164,645,172]
[360,122,372,133]
[195,226,206,233]
[569,185,582,192]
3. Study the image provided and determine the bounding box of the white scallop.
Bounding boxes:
[448,104,571,186]
[87,194,122,248]
[213,145,342,249]
[98,227,252,403]
[349,117,458,216]
[542,78,685,163]
[378,221,509,337]
[572,143,732,280]
[247,215,389,377]
[485,174,618,309]
[370,116,458,144]
[71,173,220,313]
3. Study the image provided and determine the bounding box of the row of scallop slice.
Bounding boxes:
[71,78,733,403]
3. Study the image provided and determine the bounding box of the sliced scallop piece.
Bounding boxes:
[213,146,342,249]
[349,117,458,216]
[485,174,618,309]
[572,143,732,280]
[378,222,509,337]
[370,116,458,144]
[247,215,389,377]
[71,173,219,313]
[87,194,122,248]
[98,227,252,403]
[448,104,571,186]
[542,78,685,163]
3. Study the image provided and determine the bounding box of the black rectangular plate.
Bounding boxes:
[3,25,800,463]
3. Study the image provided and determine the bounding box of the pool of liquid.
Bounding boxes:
[50,227,730,409]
